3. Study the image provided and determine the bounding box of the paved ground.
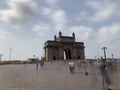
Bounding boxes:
[0,61,119,90]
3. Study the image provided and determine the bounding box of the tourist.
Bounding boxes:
[107,59,114,73]
[99,59,111,89]
[40,59,45,69]
[36,59,39,70]
[68,60,75,73]
[77,59,81,67]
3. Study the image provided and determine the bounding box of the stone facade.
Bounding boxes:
[44,32,85,61]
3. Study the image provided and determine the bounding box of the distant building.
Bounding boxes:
[28,58,38,63]
[0,54,3,61]
[44,31,85,61]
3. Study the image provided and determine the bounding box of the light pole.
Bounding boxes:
[102,47,107,59]
[94,55,96,59]
[97,47,100,60]
[112,54,114,59]
[9,47,12,61]
[0,54,3,61]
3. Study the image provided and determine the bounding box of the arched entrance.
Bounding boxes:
[63,48,71,60]
[78,55,80,59]
[53,55,56,60]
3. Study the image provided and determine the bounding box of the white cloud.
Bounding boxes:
[0,0,37,26]
[45,0,59,6]
[52,10,67,30]
[69,26,95,41]
[41,7,52,16]
[75,12,88,22]
[79,0,117,22]
[42,8,67,31]
[69,23,120,58]
[96,23,120,57]
[97,23,120,43]
[0,29,8,40]
[70,23,120,45]
[33,22,49,36]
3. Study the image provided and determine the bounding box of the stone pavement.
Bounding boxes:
[0,61,119,90]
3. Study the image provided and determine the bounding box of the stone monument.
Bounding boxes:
[44,31,85,61]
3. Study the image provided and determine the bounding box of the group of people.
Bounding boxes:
[68,59,117,89]
[35,58,117,89]
[99,59,117,90]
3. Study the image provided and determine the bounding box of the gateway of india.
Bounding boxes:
[44,31,85,61]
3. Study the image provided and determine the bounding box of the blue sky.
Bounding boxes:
[0,0,120,60]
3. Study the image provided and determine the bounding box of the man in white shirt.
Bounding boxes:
[68,60,75,73]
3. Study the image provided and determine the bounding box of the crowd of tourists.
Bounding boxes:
[35,58,118,90]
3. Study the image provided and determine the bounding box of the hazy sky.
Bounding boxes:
[0,0,120,60]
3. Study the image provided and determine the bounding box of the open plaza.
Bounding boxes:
[0,60,120,90]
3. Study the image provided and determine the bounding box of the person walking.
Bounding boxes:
[68,60,75,73]
[99,59,111,89]
[40,59,45,69]
[36,58,39,70]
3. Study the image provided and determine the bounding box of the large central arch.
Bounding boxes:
[64,48,72,60]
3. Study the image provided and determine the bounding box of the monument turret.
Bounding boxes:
[54,35,57,41]
[59,31,62,37]
[72,32,75,39]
